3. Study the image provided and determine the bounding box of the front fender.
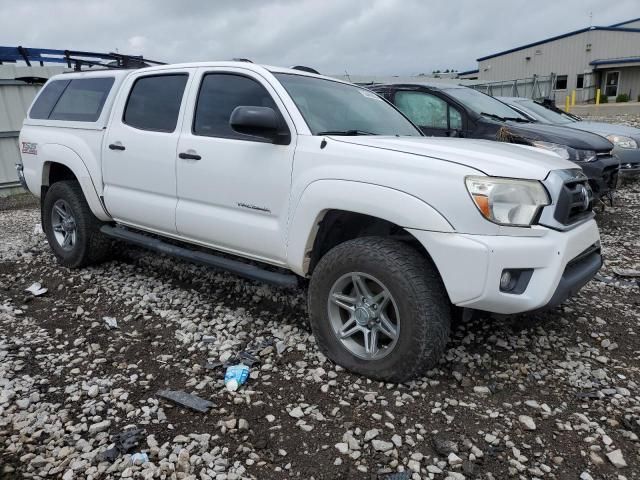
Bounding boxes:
[286,179,454,275]
[38,144,111,221]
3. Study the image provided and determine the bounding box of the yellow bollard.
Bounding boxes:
[571,90,576,106]
[596,88,601,105]
[565,95,570,112]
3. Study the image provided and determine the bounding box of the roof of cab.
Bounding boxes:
[47,61,347,85]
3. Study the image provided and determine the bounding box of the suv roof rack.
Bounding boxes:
[232,58,253,63]
[290,65,320,74]
[0,46,165,71]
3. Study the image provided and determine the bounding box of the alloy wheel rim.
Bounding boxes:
[51,199,77,251]
[327,272,400,360]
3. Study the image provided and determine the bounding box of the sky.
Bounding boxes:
[0,0,638,75]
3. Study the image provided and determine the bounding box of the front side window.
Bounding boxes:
[123,74,188,132]
[193,73,281,139]
[394,91,462,130]
[275,73,421,136]
[30,77,114,121]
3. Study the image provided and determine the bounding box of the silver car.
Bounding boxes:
[499,97,640,179]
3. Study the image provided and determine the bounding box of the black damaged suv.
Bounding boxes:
[369,83,620,199]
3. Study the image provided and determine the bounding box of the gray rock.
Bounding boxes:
[606,449,627,468]
[288,406,304,418]
[518,415,536,430]
[371,439,394,452]
[88,420,110,435]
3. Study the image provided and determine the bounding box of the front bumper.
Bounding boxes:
[577,155,620,197]
[409,219,601,314]
[615,148,640,177]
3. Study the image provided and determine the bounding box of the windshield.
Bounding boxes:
[511,99,576,125]
[444,87,529,121]
[274,73,422,136]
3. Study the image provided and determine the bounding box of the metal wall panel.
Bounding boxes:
[477,30,640,99]
[0,137,20,185]
[0,65,66,187]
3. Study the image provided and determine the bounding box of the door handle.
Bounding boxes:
[109,143,126,151]
[179,152,202,160]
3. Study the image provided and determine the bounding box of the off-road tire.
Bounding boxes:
[42,181,111,268]
[308,237,451,383]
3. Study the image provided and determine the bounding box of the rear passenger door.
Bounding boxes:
[102,70,192,233]
[175,68,296,265]
[393,90,464,137]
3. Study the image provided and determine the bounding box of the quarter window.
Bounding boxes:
[123,74,188,132]
[30,77,114,121]
[193,73,281,140]
[395,91,462,130]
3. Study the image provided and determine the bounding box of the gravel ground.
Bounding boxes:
[1,155,639,480]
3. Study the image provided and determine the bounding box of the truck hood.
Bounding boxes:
[568,120,640,140]
[502,121,614,151]
[330,136,579,180]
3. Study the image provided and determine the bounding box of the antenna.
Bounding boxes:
[344,69,351,82]
[589,11,593,27]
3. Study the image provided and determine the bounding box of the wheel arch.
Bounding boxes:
[39,144,111,221]
[286,180,454,279]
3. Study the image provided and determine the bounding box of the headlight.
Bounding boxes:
[530,140,571,160]
[465,176,550,226]
[531,140,598,162]
[606,134,638,149]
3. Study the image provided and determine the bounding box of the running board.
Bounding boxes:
[100,225,299,288]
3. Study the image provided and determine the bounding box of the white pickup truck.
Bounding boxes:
[17,62,602,382]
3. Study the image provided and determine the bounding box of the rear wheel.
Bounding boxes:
[42,181,111,268]
[308,237,451,382]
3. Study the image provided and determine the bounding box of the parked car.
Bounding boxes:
[498,97,640,179]
[369,83,620,198]
[18,63,602,382]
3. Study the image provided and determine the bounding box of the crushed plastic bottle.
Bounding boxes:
[224,364,249,392]
[131,452,149,465]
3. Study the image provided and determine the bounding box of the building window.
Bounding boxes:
[576,74,584,89]
[555,75,568,90]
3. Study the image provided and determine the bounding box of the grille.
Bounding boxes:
[553,177,593,225]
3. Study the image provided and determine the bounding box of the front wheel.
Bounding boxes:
[42,181,111,268]
[308,237,451,383]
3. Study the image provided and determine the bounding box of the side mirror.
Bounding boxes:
[230,106,290,144]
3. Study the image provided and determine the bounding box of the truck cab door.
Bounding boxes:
[393,90,465,138]
[174,68,296,265]
[102,69,193,234]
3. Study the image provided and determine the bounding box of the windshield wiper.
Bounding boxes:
[317,129,378,136]
[480,112,529,123]
[480,112,506,122]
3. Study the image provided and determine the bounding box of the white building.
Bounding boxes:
[472,17,640,102]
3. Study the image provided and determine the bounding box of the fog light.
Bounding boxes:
[500,271,512,290]
[500,268,534,294]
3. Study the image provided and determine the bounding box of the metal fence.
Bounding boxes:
[470,73,597,104]
[469,74,558,100]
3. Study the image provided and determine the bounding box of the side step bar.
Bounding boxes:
[100,225,299,288]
